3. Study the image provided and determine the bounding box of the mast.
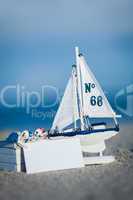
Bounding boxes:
[75,47,84,130]
[72,65,77,130]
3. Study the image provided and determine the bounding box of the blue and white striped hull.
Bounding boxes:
[49,124,119,153]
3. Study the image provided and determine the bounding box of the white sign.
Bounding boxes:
[23,137,84,174]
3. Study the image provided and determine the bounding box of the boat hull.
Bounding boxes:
[78,130,118,153]
[49,125,119,154]
[78,129,118,146]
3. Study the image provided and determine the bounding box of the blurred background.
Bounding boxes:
[0,0,133,132]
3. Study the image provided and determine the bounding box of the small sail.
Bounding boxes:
[51,75,79,131]
[79,55,116,118]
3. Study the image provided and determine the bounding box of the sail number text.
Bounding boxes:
[90,96,103,107]
[85,83,103,106]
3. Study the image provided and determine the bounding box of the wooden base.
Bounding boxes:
[83,156,115,165]
[0,137,115,173]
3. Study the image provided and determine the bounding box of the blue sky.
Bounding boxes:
[0,0,133,129]
[0,0,133,92]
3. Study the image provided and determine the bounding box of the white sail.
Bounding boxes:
[79,55,116,118]
[51,74,79,131]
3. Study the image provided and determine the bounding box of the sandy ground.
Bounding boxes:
[0,121,133,200]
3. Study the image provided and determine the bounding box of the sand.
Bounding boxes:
[0,121,133,200]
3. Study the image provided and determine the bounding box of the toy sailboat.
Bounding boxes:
[49,47,119,162]
[0,47,120,174]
